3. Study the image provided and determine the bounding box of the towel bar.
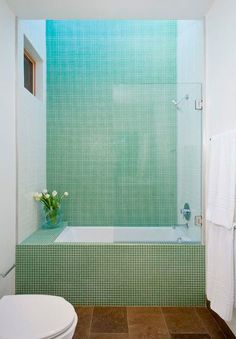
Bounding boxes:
[0,264,15,278]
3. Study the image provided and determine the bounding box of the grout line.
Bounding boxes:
[194,307,209,334]
[194,307,224,338]
[160,307,171,337]
[88,306,94,338]
[126,306,130,338]
[196,306,228,339]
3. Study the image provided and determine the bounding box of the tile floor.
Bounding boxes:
[73,307,228,339]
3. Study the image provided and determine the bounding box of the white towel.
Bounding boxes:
[207,222,234,321]
[206,131,236,229]
[206,131,236,321]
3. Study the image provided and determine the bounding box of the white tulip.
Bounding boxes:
[45,194,50,199]
[38,193,43,198]
[33,192,40,201]
[64,192,69,197]
[52,190,57,197]
[42,189,48,194]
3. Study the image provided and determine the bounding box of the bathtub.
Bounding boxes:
[55,225,191,243]
[16,224,205,307]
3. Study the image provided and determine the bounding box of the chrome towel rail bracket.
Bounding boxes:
[0,264,15,278]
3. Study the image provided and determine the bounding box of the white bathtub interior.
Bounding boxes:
[54,226,201,243]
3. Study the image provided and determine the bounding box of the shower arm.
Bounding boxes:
[172,94,189,107]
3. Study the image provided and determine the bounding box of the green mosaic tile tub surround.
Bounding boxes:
[46,20,177,226]
[16,228,205,306]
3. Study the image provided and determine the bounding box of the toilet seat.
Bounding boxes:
[0,295,78,339]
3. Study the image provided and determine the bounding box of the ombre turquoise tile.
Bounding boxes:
[46,20,177,227]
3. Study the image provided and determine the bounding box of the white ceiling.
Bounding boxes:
[7,0,214,19]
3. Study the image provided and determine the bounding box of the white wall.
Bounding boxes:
[17,20,46,243]
[176,20,204,241]
[206,0,236,333]
[0,0,16,296]
[206,0,236,138]
[6,0,214,20]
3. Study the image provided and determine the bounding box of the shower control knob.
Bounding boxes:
[180,203,191,221]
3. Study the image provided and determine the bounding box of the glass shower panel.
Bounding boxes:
[112,82,202,240]
[176,83,202,242]
[112,83,177,226]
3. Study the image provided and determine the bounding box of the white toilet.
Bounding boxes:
[0,294,78,339]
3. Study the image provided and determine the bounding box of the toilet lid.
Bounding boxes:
[0,295,76,339]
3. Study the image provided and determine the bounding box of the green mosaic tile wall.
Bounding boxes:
[46,20,177,226]
[16,243,205,306]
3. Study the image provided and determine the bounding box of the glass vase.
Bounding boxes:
[43,207,62,229]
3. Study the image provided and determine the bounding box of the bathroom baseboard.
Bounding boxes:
[206,299,236,338]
